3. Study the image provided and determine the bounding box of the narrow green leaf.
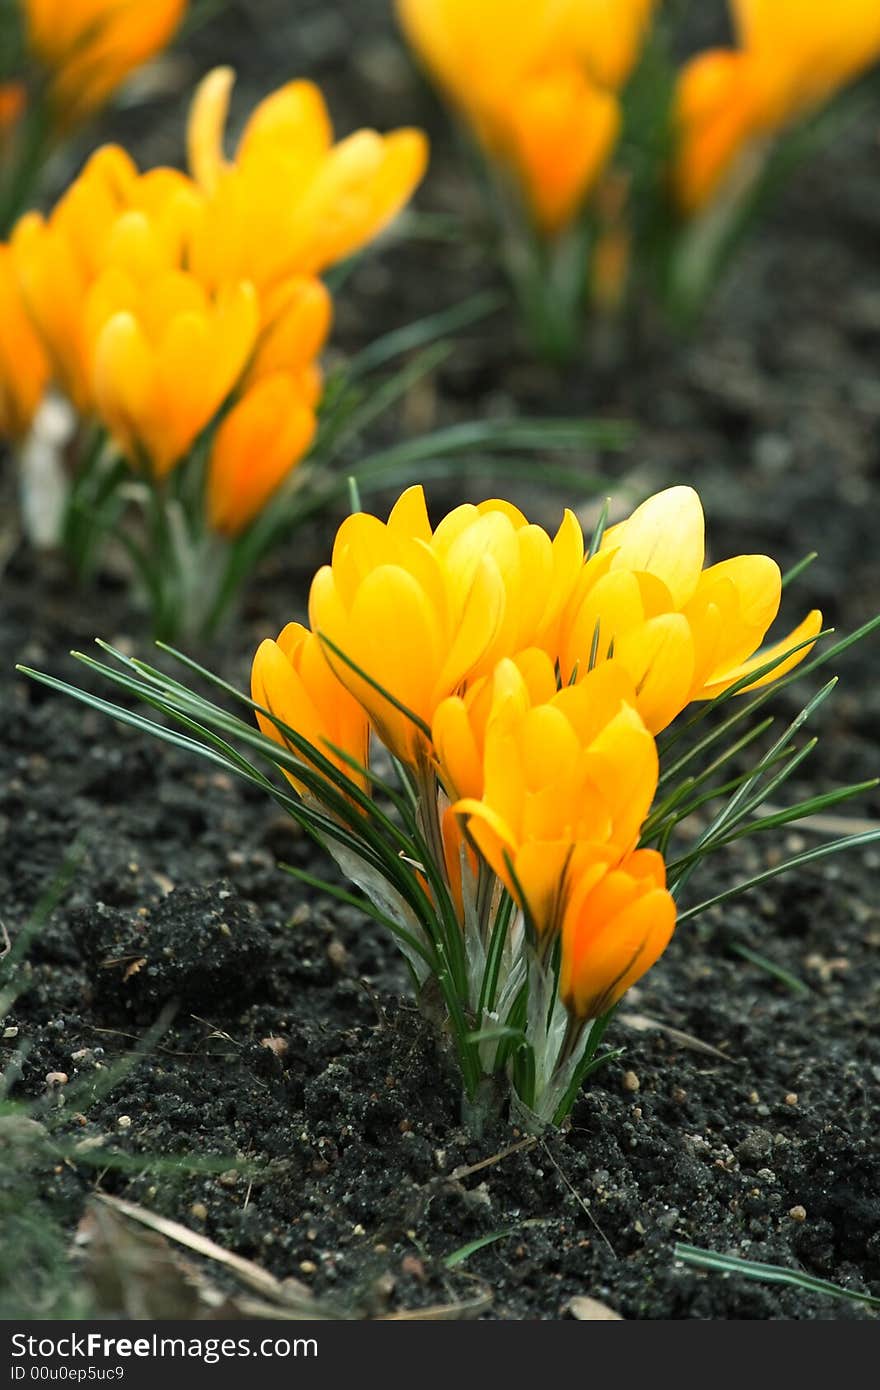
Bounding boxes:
[728,943,811,996]
[674,1244,880,1309]
[443,1230,516,1269]
[345,289,503,378]
[677,829,880,924]
[781,552,817,590]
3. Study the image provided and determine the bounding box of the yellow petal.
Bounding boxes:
[605,485,705,607]
[249,275,331,383]
[613,613,695,734]
[345,565,443,757]
[672,49,758,213]
[208,372,316,535]
[560,568,647,679]
[508,840,578,936]
[0,243,50,438]
[689,553,781,680]
[388,483,433,542]
[435,552,506,693]
[237,79,332,167]
[432,696,483,801]
[560,852,675,1019]
[187,66,235,194]
[698,609,823,699]
[451,797,519,891]
[507,65,620,235]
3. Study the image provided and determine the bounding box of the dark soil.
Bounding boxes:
[2,0,879,1320]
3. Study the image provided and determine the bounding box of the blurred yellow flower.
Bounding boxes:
[396,0,654,234]
[11,146,201,411]
[23,0,187,127]
[251,622,370,797]
[559,847,675,1019]
[674,0,880,213]
[207,371,317,536]
[0,242,50,439]
[244,274,331,391]
[308,485,583,766]
[558,486,822,733]
[451,660,657,936]
[90,275,258,476]
[186,66,428,290]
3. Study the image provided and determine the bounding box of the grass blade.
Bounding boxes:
[675,1243,880,1309]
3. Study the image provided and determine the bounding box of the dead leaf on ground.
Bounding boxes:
[618,1012,733,1062]
[566,1295,623,1320]
[78,1197,333,1320]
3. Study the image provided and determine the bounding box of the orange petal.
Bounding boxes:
[208,372,316,535]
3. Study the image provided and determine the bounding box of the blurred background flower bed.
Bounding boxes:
[1,0,879,1320]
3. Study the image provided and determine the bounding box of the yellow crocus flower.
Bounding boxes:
[559,847,675,1019]
[558,486,822,733]
[11,147,202,411]
[451,661,658,937]
[0,243,50,439]
[433,649,559,802]
[186,66,428,291]
[396,0,655,234]
[674,0,880,213]
[90,273,258,477]
[251,622,370,797]
[308,485,583,767]
[23,0,187,127]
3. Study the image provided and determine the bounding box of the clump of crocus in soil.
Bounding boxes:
[0,1,190,234]
[3,61,610,639]
[396,0,880,356]
[24,483,879,1130]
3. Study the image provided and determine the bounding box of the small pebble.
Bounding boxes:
[789,1205,807,1222]
[190,1202,208,1221]
[45,1072,68,1087]
[218,1169,239,1187]
[623,1070,640,1093]
[116,1115,132,1130]
[327,940,348,968]
[3,1026,19,1039]
[784,1092,798,1106]
[299,1260,317,1275]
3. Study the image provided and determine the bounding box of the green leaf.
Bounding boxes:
[727,943,810,996]
[443,1230,516,1269]
[344,289,503,378]
[677,829,880,924]
[674,1243,880,1309]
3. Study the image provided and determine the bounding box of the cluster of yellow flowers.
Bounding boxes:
[399,0,880,235]
[397,0,655,236]
[1,0,191,436]
[675,0,880,213]
[2,68,427,532]
[253,483,820,1043]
